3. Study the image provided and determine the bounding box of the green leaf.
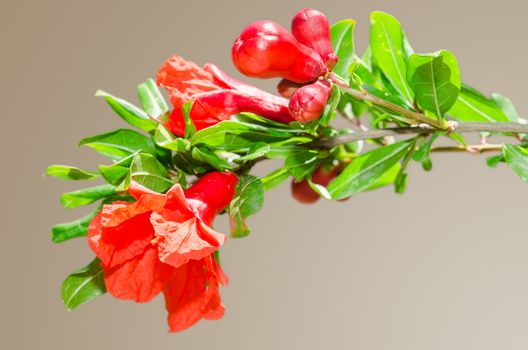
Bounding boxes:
[492,93,527,124]
[61,184,116,209]
[328,141,410,199]
[285,150,319,181]
[79,129,159,161]
[261,168,290,191]
[407,50,461,118]
[95,90,157,133]
[130,153,173,192]
[330,19,356,80]
[228,175,264,238]
[191,120,298,151]
[413,133,440,171]
[153,124,190,152]
[235,142,271,162]
[191,147,237,171]
[448,84,509,123]
[137,78,169,120]
[183,101,196,139]
[370,11,413,102]
[62,258,106,310]
[51,208,99,243]
[46,165,99,181]
[503,145,528,181]
[486,154,504,168]
[319,84,341,126]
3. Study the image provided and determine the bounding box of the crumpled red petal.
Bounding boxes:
[162,256,226,332]
[103,245,174,303]
[88,206,155,268]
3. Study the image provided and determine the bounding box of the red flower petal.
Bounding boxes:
[103,245,174,303]
[162,256,226,332]
[88,203,156,268]
[156,55,224,109]
[152,214,225,268]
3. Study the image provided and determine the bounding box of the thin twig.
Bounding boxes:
[311,123,528,148]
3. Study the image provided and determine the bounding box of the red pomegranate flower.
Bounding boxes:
[157,55,293,136]
[88,172,237,332]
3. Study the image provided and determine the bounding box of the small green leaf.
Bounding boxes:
[261,168,290,191]
[319,84,341,126]
[285,150,319,181]
[235,142,271,162]
[330,19,356,80]
[492,93,527,124]
[95,90,157,132]
[191,147,237,171]
[79,129,159,161]
[407,50,461,119]
[130,153,173,192]
[61,184,116,209]
[62,258,106,310]
[137,78,169,120]
[413,133,440,171]
[448,85,509,123]
[183,101,196,139]
[503,144,528,181]
[328,141,410,199]
[46,165,99,181]
[153,124,190,152]
[486,154,504,168]
[370,11,413,102]
[229,175,264,238]
[52,208,99,243]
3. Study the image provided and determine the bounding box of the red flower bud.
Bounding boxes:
[288,80,332,122]
[292,8,338,70]
[291,165,339,204]
[157,55,293,136]
[232,21,326,83]
[276,78,303,98]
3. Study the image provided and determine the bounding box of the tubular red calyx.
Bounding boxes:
[288,80,332,122]
[157,55,293,136]
[232,20,327,83]
[292,8,338,70]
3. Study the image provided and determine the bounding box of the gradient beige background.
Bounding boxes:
[2,0,528,349]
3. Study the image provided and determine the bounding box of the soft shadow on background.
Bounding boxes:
[2,0,528,349]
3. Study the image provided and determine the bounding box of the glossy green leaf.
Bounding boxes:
[191,147,237,171]
[62,258,106,310]
[183,101,196,139]
[492,93,527,124]
[503,145,528,181]
[407,50,461,118]
[130,153,173,192]
[370,11,413,102]
[486,154,504,168]
[330,19,356,80]
[448,85,509,123]
[328,141,410,199]
[261,168,290,191]
[153,125,190,152]
[46,165,99,181]
[413,133,440,171]
[79,129,159,161]
[229,175,264,238]
[61,184,116,209]
[191,120,296,150]
[137,78,169,120]
[95,90,157,132]
[51,208,99,243]
[285,150,319,181]
[319,84,341,126]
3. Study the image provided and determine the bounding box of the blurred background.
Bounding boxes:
[2,0,528,349]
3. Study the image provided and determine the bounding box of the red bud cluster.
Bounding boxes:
[232,8,339,123]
